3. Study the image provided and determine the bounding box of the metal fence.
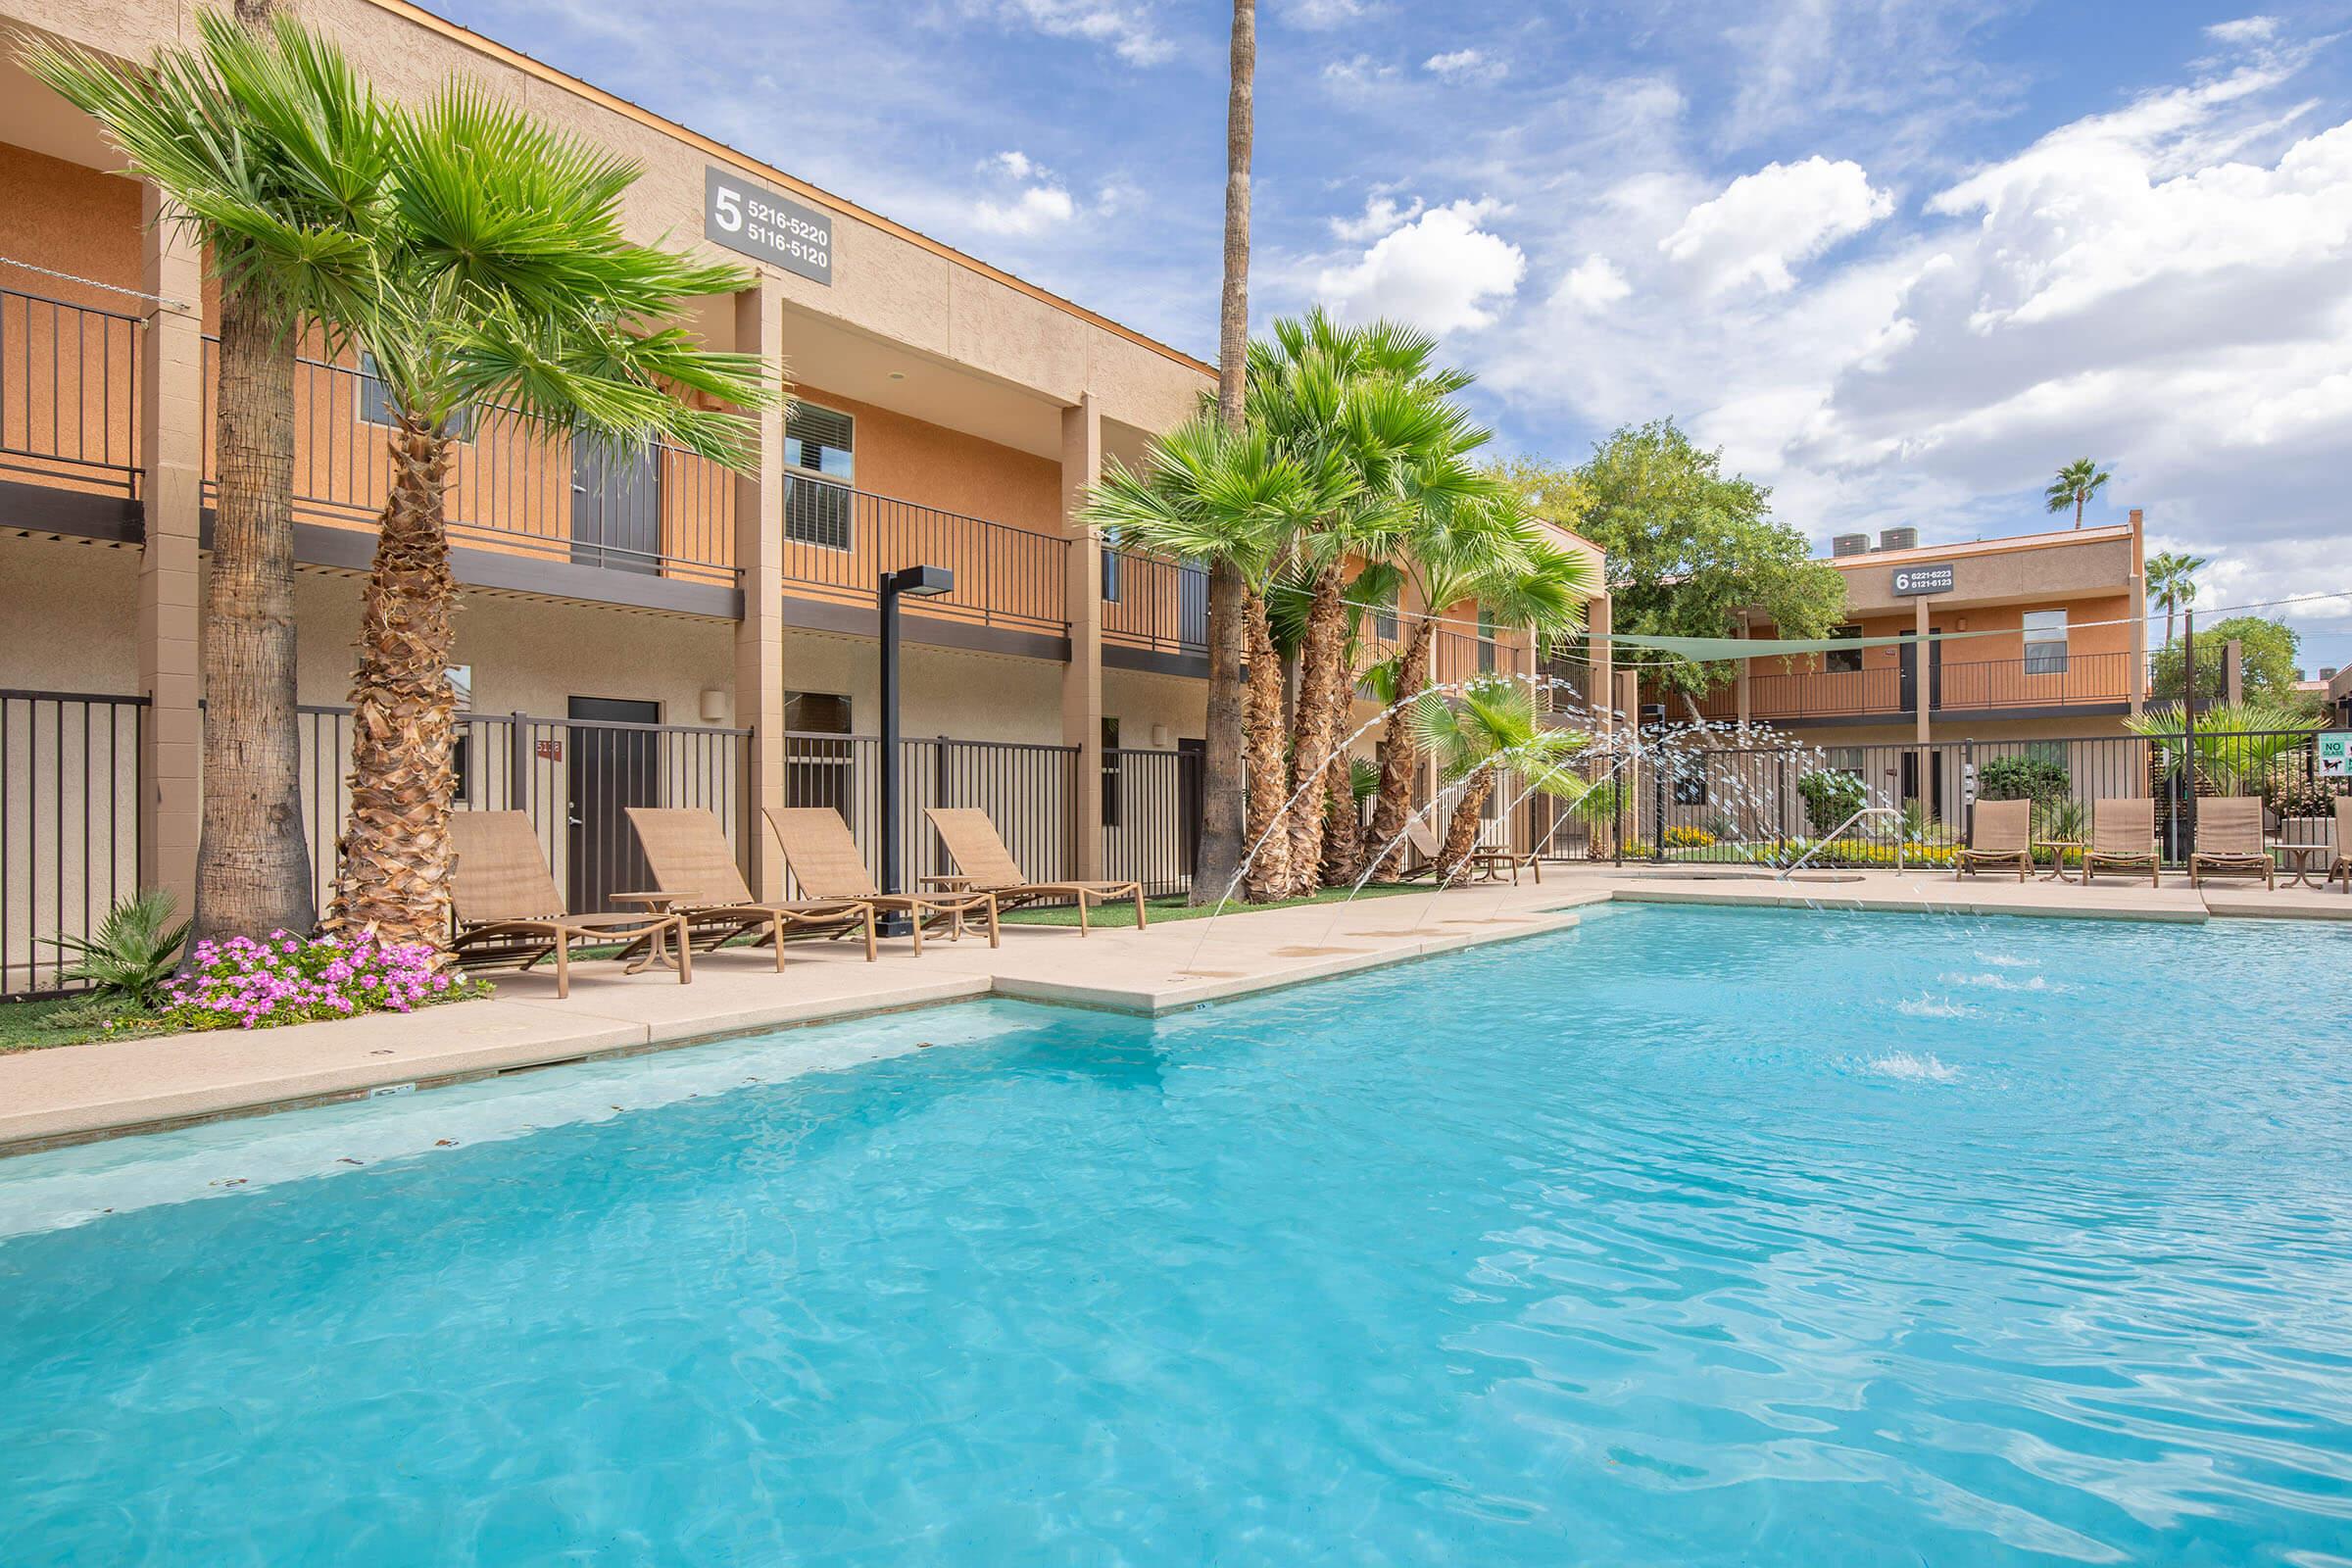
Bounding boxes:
[1102,550,1210,656]
[2,692,144,999]
[1624,728,2349,868]
[778,487,1069,636]
[0,288,141,495]
[780,732,1079,897]
[1104,746,1200,895]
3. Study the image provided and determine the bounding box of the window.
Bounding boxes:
[2024,740,2067,768]
[1478,607,1497,674]
[358,352,471,440]
[1373,583,1398,642]
[784,691,854,812]
[2023,610,2069,674]
[447,665,473,805]
[1101,717,1121,827]
[1101,547,1122,604]
[1824,625,1863,674]
[1673,765,1708,807]
[784,405,855,549]
[1826,747,1865,774]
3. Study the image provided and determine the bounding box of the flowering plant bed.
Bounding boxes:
[161,933,484,1031]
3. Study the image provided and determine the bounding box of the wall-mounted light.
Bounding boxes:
[699,688,728,723]
[1151,722,1172,749]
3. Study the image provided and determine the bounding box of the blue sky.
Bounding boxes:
[433,0,2352,674]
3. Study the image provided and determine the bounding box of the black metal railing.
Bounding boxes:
[1937,652,2140,710]
[202,344,739,585]
[781,485,1069,636]
[781,732,1078,896]
[1102,550,1209,655]
[1103,746,1200,895]
[0,289,140,496]
[2,691,144,1000]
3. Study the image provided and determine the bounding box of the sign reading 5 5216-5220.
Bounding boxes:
[705,167,832,285]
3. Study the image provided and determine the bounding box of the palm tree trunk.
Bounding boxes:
[1192,0,1255,906]
[1436,771,1497,882]
[1240,584,1290,903]
[2075,493,2082,528]
[1281,564,1349,894]
[326,414,459,956]
[1360,613,1436,877]
[1318,751,1362,886]
[191,286,313,949]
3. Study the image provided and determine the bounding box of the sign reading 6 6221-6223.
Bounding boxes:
[705,167,832,285]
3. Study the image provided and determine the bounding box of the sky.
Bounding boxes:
[430,0,2352,676]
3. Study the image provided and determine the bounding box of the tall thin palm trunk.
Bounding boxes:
[1240,584,1290,902]
[189,0,314,953]
[1194,0,1255,905]
[1361,614,1435,877]
[1437,771,1498,881]
[326,414,459,955]
[1281,564,1349,894]
[1318,750,1362,886]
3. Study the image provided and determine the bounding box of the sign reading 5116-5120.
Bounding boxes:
[705,167,832,286]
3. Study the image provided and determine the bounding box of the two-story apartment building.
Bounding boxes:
[0,0,1608,992]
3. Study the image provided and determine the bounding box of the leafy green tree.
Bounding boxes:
[2149,615,2303,704]
[2044,457,2112,527]
[1555,420,1843,696]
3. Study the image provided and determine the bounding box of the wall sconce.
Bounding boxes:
[1151,722,1172,749]
[1956,616,1969,631]
[699,688,727,723]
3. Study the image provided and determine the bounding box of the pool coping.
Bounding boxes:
[2,870,2341,1158]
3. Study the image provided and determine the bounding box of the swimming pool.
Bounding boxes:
[4,906,2349,1565]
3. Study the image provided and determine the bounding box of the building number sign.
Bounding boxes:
[705,167,833,286]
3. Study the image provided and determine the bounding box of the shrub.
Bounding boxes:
[1978,755,2069,806]
[161,932,477,1032]
[40,890,189,1011]
[1796,769,1867,835]
[1662,825,1717,848]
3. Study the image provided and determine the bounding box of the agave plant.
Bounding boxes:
[41,890,191,1011]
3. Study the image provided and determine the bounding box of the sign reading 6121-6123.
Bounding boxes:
[705,167,833,286]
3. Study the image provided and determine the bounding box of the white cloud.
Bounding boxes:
[1322,54,1400,93]
[971,184,1077,234]
[1559,254,1632,311]
[1315,199,1526,334]
[1424,48,1505,83]
[987,0,1171,66]
[982,150,1036,179]
[1660,156,1894,294]
[1279,0,1370,27]
[1330,193,1424,243]
[2206,16,2279,46]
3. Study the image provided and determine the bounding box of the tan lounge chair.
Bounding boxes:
[1955,799,2034,881]
[925,807,1145,934]
[2188,796,2273,889]
[627,808,878,966]
[2331,798,2351,895]
[449,809,690,999]
[2082,798,2160,887]
[764,807,1000,952]
[1392,817,1534,885]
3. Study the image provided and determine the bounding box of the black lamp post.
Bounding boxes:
[878,564,954,935]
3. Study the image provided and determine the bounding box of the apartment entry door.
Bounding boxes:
[567,696,661,911]
[571,438,661,575]
[1898,626,1944,711]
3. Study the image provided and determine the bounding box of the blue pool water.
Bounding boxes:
[4,906,2351,1565]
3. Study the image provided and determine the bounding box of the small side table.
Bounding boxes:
[2273,843,2333,890]
[2034,841,2083,884]
[611,890,683,972]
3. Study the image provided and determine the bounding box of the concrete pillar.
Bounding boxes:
[1060,394,1104,879]
[733,278,788,898]
[2224,639,2244,707]
[1588,592,1613,732]
[136,189,204,907]
[2128,508,2146,714]
[1912,595,1932,812]
[1735,613,1752,731]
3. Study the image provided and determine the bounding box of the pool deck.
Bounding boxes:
[3,864,2343,1155]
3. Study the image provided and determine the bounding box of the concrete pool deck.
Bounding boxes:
[2,865,2343,1154]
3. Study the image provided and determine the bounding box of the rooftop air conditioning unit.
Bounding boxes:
[1832,533,1871,558]
[2323,666,2339,682]
[1878,526,1919,552]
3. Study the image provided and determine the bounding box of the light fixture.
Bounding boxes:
[699,688,727,723]
[876,564,956,936]
[888,370,907,381]
[1150,722,1172,749]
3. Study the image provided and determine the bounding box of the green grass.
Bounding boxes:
[997,882,1425,929]
[0,995,163,1054]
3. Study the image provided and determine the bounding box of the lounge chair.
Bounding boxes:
[626,808,878,966]
[2332,798,2352,895]
[449,809,691,999]
[764,807,1000,952]
[1391,817,1534,885]
[924,807,1145,934]
[2187,796,2274,890]
[2082,798,2160,887]
[1954,798,2034,881]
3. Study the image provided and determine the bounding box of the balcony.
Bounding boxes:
[779,482,1067,638]
[0,288,139,502]
[1663,649,2146,724]
[1102,547,1208,656]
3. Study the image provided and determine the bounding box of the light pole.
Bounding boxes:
[878,564,954,936]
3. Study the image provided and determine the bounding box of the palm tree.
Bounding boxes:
[1406,680,1590,881]
[2125,700,2323,795]
[1086,415,1350,901]
[2043,457,2111,528]
[318,87,774,953]
[24,11,367,951]
[2145,550,2206,651]
[1194,0,1256,905]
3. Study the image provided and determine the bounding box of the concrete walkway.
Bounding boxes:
[2,864,2343,1154]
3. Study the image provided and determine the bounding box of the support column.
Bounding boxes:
[1912,595,1932,811]
[2224,639,2244,707]
[1588,592,1613,732]
[1735,612,1752,731]
[1060,394,1104,879]
[733,276,788,898]
[2128,508,2146,715]
[137,188,204,907]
